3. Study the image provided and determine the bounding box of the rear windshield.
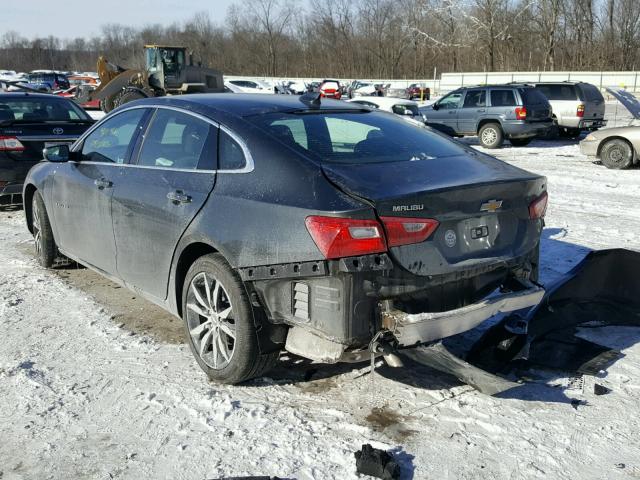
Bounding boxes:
[535,84,577,101]
[247,110,468,164]
[518,88,549,104]
[0,97,91,122]
[579,83,603,102]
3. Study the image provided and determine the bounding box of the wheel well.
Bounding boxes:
[477,119,501,134]
[175,242,218,317]
[597,136,635,160]
[23,184,37,234]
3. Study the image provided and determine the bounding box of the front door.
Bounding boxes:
[426,90,463,135]
[52,108,149,274]
[111,108,217,300]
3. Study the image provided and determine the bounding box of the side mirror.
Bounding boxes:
[432,103,440,111]
[43,144,70,162]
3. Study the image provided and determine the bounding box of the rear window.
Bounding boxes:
[518,88,549,105]
[536,84,577,101]
[579,83,603,102]
[247,111,468,164]
[0,97,91,122]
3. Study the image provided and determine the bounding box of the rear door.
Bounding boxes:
[53,108,150,273]
[457,88,486,134]
[111,107,218,300]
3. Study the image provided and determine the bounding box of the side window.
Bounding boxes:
[81,109,147,163]
[438,91,462,110]
[270,118,308,149]
[463,90,486,108]
[490,90,517,107]
[137,109,214,170]
[219,130,247,170]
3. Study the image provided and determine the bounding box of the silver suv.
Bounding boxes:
[530,82,606,137]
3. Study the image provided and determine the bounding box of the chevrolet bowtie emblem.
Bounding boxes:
[480,199,503,213]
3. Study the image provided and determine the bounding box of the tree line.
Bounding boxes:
[2,0,640,78]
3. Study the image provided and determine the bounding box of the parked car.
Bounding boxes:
[580,126,640,169]
[226,80,272,94]
[319,79,341,99]
[68,75,99,87]
[421,85,552,148]
[529,81,606,137]
[347,97,422,124]
[27,72,70,91]
[407,83,431,100]
[56,85,101,109]
[0,92,94,206]
[25,93,547,383]
[350,82,376,97]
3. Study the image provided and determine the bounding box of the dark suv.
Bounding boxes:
[421,85,553,148]
[24,94,546,384]
[26,72,70,92]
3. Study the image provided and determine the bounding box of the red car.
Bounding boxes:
[319,79,341,100]
[56,85,100,110]
[408,83,430,100]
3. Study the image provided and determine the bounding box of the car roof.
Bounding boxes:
[0,92,65,99]
[130,93,365,117]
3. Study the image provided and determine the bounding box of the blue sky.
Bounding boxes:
[1,0,244,39]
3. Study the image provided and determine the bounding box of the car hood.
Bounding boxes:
[606,88,640,119]
[586,125,640,140]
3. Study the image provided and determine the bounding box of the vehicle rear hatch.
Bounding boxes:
[322,153,546,277]
[0,122,88,183]
[518,88,552,121]
[578,83,605,120]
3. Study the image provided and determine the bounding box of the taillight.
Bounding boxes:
[515,106,527,120]
[529,192,548,219]
[380,216,439,247]
[0,136,25,151]
[305,216,387,259]
[577,104,585,118]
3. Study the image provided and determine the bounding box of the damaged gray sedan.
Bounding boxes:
[24,93,547,384]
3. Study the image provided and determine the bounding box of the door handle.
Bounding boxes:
[94,178,113,189]
[167,190,192,204]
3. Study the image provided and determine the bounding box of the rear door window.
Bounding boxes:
[81,109,147,164]
[137,109,215,170]
[219,130,247,170]
[490,90,517,107]
[462,89,486,108]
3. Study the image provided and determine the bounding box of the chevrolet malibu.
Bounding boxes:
[23,94,548,384]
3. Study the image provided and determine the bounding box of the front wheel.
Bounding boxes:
[31,192,57,268]
[182,253,279,384]
[478,123,504,149]
[600,139,634,169]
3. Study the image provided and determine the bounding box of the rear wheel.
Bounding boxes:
[600,139,634,169]
[510,137,533,147]
[478,123,504,149]
[182,253,279,384]
[31,192,56,268]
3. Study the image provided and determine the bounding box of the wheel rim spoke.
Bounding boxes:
[212,281,220,311]
[218,334,230,362]
[203,273,213,309]
[210,328,219,368]
[199,328,213,357]
[218,306,232,320]
[190,321,208,337]
[219,321,236,339]
[187,301,207,318]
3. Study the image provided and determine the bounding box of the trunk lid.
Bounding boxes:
[0,122,88,182]
[322,153,546,276]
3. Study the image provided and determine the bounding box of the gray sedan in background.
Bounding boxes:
[580,126,640,169]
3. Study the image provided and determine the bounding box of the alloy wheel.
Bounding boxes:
[185,272,236,370]
[32,196,42,258]
[481,128,498,146]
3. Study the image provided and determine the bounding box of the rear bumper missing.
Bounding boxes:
[382,284,545,347]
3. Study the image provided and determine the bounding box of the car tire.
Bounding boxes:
[479,123,504,149]
[600,138,634,170]
[31,191,56,268]
[182,253,279,384]
[510,138,533,147]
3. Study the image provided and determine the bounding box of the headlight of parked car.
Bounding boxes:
[584,134,598,141]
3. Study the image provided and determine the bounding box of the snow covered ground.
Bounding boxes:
[1,103,640,480]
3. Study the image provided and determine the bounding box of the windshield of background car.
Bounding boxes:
[0,97,91,122]
[247,111,468,164]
